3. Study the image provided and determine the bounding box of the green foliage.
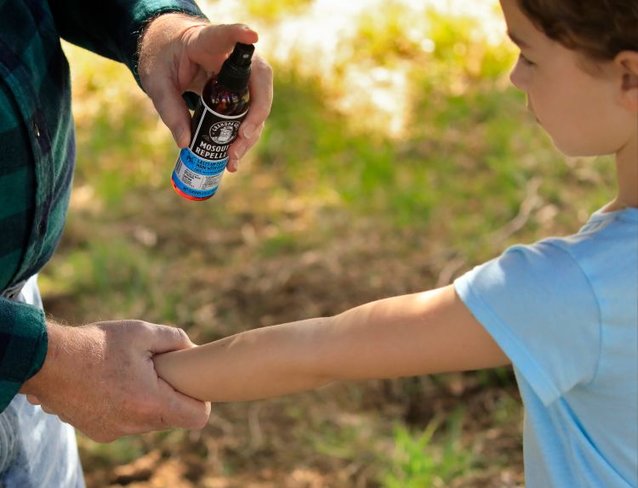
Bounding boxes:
[239,0,313,22]
[383,409,473,488]
[77,436,145,468]
[428,10,480,63]
[352,2,428,65]
[258,231,306,257]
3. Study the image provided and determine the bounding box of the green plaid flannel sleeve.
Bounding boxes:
[49,0,207,83]
[0,299,47,412]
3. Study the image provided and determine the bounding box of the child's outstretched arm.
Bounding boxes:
[154,285,509,402]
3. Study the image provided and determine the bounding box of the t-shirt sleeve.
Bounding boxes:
[0,297,47,412]
[454,241,601,406]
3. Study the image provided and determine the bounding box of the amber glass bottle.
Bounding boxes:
[171,43,254,201]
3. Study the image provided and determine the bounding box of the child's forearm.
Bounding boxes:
[154,317,338,402]
[154,286,508,402]
[153,296,433,402]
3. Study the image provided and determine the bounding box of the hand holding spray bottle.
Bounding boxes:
[171,43,255,201]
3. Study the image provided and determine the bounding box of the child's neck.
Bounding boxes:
[605,136,638,212]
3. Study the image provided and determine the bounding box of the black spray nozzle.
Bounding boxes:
[228,42,255,67]
[218,43,255,91]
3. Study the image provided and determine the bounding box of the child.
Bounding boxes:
[155,1,638,486]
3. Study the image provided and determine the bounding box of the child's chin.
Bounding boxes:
[550,137,602,158]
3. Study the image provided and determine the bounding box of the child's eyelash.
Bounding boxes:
[518,53,535,66]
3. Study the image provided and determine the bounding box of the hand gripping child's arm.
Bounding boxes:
[153,285,510,402]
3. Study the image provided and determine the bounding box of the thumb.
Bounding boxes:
[26,394,40,405]
[148,325,195,355]
[189,23,259,69]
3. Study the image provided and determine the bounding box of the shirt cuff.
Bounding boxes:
[0,298,47,412]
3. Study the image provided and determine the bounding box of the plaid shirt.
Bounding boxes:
[0,0,205,411]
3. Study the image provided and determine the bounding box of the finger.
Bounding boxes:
[241,56,273,140]
[189,24,259,70]
[227,122,264,172]
[58,414,72,425]
[156,379,211,430]
[39,404,56,416]
[226,57,272,172]
[26,394,40,405]
[148,325,194,354]
[184,69,211,96]
[146,81,192,148]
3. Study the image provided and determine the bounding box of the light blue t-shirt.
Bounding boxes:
[454,208,638,488]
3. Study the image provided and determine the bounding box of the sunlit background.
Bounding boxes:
[46,1,614,486]
[201,0,507,137]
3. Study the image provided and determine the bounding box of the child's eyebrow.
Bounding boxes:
[507,31,530,49]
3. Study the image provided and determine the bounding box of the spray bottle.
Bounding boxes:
[171,42,255,201]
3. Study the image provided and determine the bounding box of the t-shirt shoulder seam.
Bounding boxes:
[455,275,562,403]
[540,240,604,387]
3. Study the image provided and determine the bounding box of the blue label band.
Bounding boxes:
[171,148,227,199]
[179,148,228,175]
[171,170,218,199]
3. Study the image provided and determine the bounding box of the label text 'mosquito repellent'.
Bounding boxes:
[171,42,254,201]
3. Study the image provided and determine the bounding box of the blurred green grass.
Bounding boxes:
[44,1,615,486]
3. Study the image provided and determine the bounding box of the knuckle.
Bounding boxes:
[124,319,153,339]
[125,319,149,329]
[250,123,265,141]
[250,103,271,121]
[254,57,272,75]
[174,327,189,342]
[164,326,191,348]
[104,319,144,339]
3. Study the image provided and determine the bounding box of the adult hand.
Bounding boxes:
[137,13,273,172]
[20,320,211,443]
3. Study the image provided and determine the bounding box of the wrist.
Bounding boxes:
[20,321,64,397]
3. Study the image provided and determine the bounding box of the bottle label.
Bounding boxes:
[172,104,247,200]
[172,148,227,200]
[190,102,247,160]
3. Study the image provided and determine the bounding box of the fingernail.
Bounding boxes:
[232,143,247,161]
[241,124,255,139]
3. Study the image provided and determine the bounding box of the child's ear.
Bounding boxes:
[615,51,638,112]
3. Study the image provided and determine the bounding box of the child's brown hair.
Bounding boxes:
[518,0,638,61]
